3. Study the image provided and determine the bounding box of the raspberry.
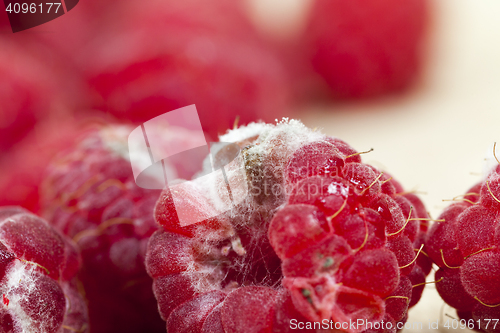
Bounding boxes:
[0,206,88,333]
[78,0,290,138]
[426,164,500,332]
[40,124,201,333]
[146,119,430,332]
[303,0,429,98]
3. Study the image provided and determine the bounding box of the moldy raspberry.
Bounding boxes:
[0,206,88,333]
[147,119,431,333]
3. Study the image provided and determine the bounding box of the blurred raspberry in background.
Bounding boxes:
[77,0,291,139]
[247,0,430,100]
[303,0,429,99]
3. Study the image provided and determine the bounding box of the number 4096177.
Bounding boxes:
[5,3,62,14]
[443,318,499,330]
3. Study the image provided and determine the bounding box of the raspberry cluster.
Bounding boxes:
[426,164,500,332]
[0,207,88,333]
[147,120,431,333]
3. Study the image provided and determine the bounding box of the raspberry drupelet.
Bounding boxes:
[147,119,431,333]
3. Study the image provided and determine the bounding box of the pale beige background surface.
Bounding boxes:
[250,0,500,332]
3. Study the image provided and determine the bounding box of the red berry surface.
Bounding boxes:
[147,120,430,332]
[75,0,290,138]
[303,0,429,98]
[0,206,88,333]
[426,168,500,332]
[40,124,203,333]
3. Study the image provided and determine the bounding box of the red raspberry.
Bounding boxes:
[303,0,429,98]
[426,165,500,332]
[77,0,290,138]
[147,120,430,332]
[40,124,202,333]
[0,206,88,333]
